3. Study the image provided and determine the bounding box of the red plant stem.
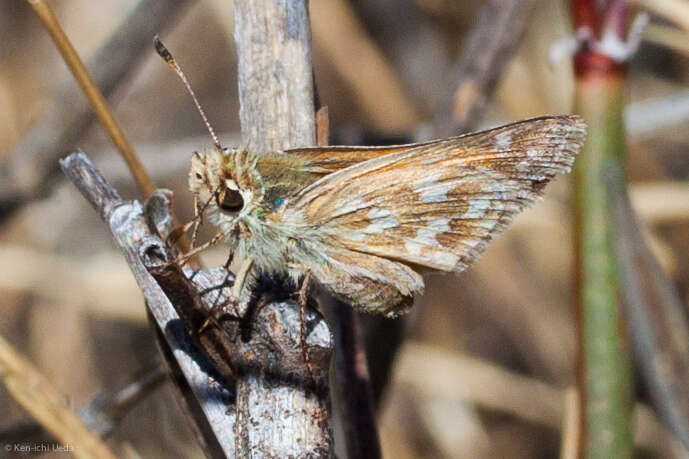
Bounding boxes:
[573,0,628,79]
[572,0,600,35]
[571,1,635,458]
[604,1,629,37]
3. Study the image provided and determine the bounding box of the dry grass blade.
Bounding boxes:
[629,182,689,224]
[310,0,422,133]
[643,23,689,57]
[0,361,166,446]
[3,0,191,217]
[394,343,686,458]
[0,334,117,459]
[626,91,689,140]
[27,0,155,197]
[632,0,689,33]
[27,0,202,261]
[560,388,581,459]
[607,164,689,453]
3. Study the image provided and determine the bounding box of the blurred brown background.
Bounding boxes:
[1,0,688,457]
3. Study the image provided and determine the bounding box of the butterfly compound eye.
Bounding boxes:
[216,188,244,213]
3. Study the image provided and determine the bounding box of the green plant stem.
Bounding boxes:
[574,74,634,458]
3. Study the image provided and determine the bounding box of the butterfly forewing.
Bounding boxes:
[283,115,586,272]
[285,144,421,175]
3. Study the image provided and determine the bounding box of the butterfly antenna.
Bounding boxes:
[154,35,222,152]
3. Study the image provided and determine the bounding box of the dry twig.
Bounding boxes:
[432,0,537,137]
[310,0,422,133]
[0,334,117,459]
[232,0,334,455]
[59,152,235,458]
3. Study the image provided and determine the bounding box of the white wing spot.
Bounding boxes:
[404,238,459,270]
[516,160,531,173]
[422,154,445,165]
[346,232,367,241]
[405,240,422,257]
[495,131,512,151]
[414,172,453,203]
[479,220,498,230]
[414,171,443,190]
[334,197,369,217]
[363,208,398,234]
[433,251,459,268]
[419,182,454,203]
[461,198,490,219]
[429,218,451,231]
[411,218,451,248]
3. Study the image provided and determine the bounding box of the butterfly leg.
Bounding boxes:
[223,249,234,270]
[189,184,223,247]
[166,184,220,250]
[174,223,237,267]
[298,269,315,380]
[189,194,201,249]
[198,256,254,335]
[231,256,255,302]
[165,219,195,251]
[194,297,242,338]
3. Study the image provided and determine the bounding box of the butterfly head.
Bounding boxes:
[189,146,259,235]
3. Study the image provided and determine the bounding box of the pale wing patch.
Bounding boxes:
[333,196,370,218]
[364,208,398,234]
[495,131,512,151]
[412,218,451,248]
[283,115,586,276]
[415,172,455,203]
[461,198,494,219]
[404,217,460,269]
[348,208,399,241]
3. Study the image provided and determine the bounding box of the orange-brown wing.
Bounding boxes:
[283,115,586,272]
[284,143,430,175]
[256,144,425,206]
